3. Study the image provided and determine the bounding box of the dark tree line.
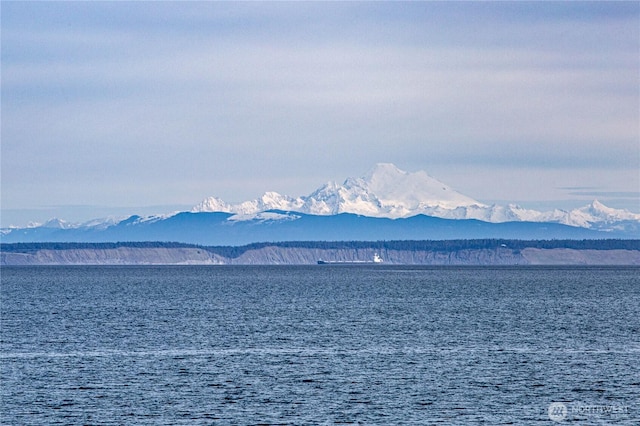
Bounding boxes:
[0,241,199,254]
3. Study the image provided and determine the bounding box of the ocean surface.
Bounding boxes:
[1,265,639,424]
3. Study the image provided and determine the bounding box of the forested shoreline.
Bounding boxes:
[2,239,638,260]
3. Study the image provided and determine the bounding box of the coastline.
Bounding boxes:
[2,241,639,266]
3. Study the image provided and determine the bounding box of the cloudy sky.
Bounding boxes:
[2,1,639,226]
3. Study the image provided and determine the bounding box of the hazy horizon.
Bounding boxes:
[1,162,638,228]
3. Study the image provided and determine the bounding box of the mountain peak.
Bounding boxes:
[192,196,232,213]
[4,164,639,239]
[42,218,74,229]
[192,163,483,217]
[590,199,610,212]
[365,163,406,179]
[359,163,482,210]
[576,199,640,223]
[185,164,639,234]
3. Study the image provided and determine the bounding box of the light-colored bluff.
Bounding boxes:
[3,246,639,266]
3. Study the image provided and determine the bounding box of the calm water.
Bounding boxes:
[1,266,639,424]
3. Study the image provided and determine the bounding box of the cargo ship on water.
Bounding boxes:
[317,253,383,265]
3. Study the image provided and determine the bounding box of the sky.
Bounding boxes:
[2,1,639,226]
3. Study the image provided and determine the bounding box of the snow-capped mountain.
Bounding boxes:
[2,163,638,243]
[193,163,484,218]
[41,218,76,229]
[563,200,640,233]
[192,193,305,215]
[300,163,482,217]
[192,163,639,233]
[419,201,640,232]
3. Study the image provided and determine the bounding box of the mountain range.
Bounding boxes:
[193,163,638,233]
[2,163,638,245]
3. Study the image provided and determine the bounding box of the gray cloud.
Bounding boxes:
[566,191,639,198]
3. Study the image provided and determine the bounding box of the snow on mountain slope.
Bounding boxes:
[188,163,639,234]
[5,164,634,238]
[565,200,640,230]
[193,192,304,215]
[422,204,569,224]
[293,163,484,218]
[189,163,639,234]
[362,163,482,210]
[192,196,233,213]
[227,211,302,223]
[193,163,485,218]
[42,218,75,229]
